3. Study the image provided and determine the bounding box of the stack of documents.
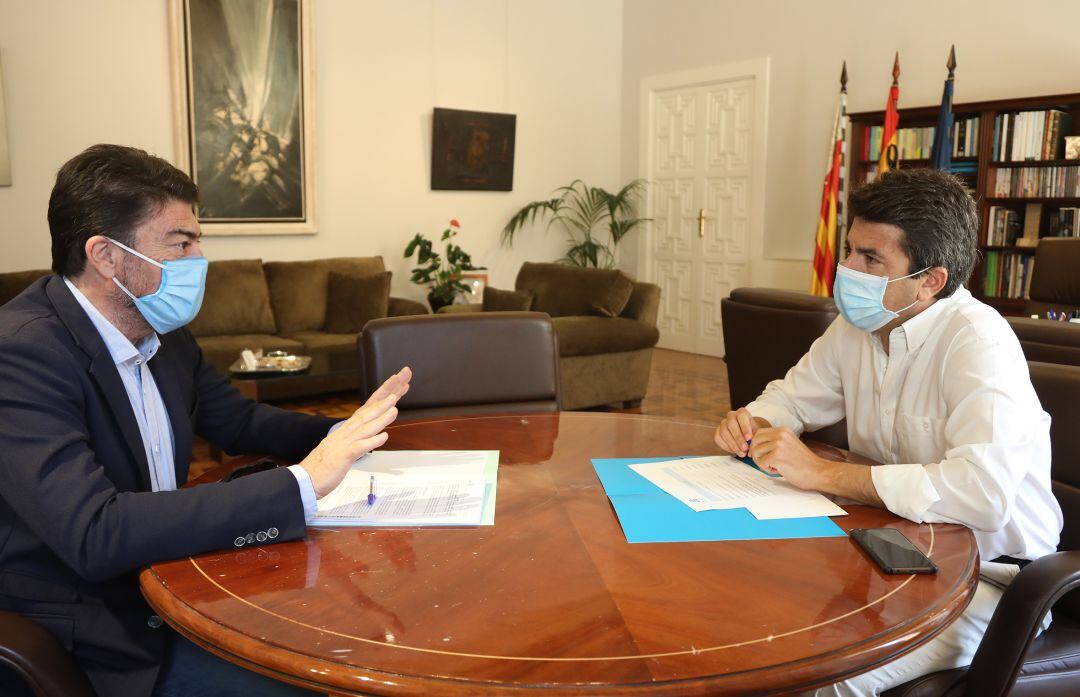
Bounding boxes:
[628,456,847,520]
[592,456,846,543]
[312,450,499,527]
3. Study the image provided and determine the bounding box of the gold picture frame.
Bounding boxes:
[168,0,317,235]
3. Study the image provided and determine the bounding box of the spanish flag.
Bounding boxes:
[810,63,847,297]
[878,53,901,173]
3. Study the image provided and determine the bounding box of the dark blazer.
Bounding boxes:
[0,276,337,697]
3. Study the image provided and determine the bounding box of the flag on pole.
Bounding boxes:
[810,63,848,297]
[878,53,901,174]
[930,46,957,171]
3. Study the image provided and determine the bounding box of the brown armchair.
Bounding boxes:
[359,312,561,420]
[0,611,94,697]
[883,361,1080,696]
[720,287,847,449]
[1007,238,1080,366]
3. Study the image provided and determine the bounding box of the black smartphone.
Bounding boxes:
[850,528,938,574]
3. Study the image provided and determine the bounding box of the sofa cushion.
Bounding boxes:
[515,262,633,317]
[551,316,660,357]
[264,257,386,333]
[482,286,534,312]
[187,259,276,337]
[325,271,391,334]
[0,269,50,306]
[195,334,306,374]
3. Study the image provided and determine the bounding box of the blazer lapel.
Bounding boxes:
[47,277,152,490]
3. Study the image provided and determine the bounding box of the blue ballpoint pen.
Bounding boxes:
[368,475,376,506]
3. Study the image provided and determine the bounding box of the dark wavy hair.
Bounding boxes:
[48,144,199,277]
[848,168,978,298]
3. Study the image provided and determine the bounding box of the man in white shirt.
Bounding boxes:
[714,168,1061,696]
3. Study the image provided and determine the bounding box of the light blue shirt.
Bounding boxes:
[64,278,319,520]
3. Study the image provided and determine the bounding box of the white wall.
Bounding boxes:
[622,0,1080,290]
[0,0,624,301]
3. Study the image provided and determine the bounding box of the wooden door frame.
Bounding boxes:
[637,59,771,353]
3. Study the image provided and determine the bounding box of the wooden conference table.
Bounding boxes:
[140,412,979,696]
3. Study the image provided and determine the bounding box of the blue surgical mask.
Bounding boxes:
[108,238,208,334]
[833,263,931,332]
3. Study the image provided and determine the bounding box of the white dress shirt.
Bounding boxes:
[63,278,320,520]
[746,286,1062,561]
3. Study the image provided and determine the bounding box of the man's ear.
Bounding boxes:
[83,235,120,281]
[918,267,949,300]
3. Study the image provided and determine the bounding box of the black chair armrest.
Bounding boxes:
[0,611,94,697]
[964,551,1080,697]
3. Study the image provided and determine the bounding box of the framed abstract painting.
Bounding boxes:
[169,0,316,234]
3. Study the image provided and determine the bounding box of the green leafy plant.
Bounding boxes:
[501,179,649,268]
[404,219,486,310]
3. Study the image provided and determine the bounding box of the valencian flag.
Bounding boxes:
[878,53,901,173]
[810,63,848,297]
[930,46,957,171]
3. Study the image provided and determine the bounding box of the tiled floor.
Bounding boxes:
[190,348,730,477]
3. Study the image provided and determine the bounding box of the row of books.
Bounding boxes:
[986,207,1022,246]
[862,117,981,161]
[992,166,1080,198]
[983,251,1035,299]
[991,110,1073,162]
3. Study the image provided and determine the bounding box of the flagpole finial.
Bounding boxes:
[892,52,901,85]
[840,61,848,92]
[947,45,957,79]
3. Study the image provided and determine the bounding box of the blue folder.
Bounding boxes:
[592,457,845,543]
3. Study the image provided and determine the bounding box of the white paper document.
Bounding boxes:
[628,456,847,520]
[312,450,498,527]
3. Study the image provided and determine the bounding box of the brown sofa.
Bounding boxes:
[441,262,661,410]
[0,257,428,400]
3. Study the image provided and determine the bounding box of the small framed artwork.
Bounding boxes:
[168,0,317,234]
[431,108,516,191]
[0,50,10,186]
[459,273,488,302]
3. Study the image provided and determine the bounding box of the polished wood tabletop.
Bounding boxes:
[140,413,979,696]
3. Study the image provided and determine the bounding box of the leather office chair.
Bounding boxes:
[1006,237,1080,367]
[720,287,848,449]
[359,312,561,419]
[0,611,94,697]
[882,361,1080,697]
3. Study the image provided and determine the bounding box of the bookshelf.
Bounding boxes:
[849,92,1080,316]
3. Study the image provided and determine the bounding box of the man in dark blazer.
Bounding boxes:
[0,144,411,697]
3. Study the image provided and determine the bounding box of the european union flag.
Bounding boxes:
[930,76,954,171]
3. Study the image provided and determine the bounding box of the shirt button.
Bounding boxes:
[234,536,245,547]
[245,533,255,544]
[256,531,268,543]
[267,527,279,539]
[135,359,142,365]
[147,615,163,629]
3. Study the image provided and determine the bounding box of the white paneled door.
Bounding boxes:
[640,61,769,357]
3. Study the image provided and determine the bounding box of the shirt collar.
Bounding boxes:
[63,277,160,366]
[891,285,970,352]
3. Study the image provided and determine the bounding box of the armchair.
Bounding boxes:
[720,287,848,449]
[883,361,1080,696]
[1006,238,1080,366]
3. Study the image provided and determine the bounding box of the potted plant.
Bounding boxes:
[500,179,649,268]
[404,219,486,312]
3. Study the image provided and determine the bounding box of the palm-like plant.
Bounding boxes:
[501,179,648,268]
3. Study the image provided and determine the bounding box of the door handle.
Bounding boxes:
[697,209,708,239]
